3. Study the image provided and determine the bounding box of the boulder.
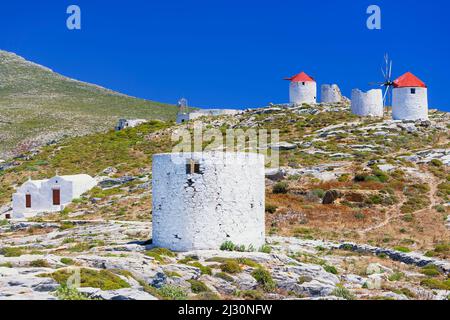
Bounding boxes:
[322,190,340,205]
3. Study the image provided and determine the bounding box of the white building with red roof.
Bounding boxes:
[392,72,428,120]
[285,71,317,105]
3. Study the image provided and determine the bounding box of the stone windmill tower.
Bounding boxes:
[392,72,428,120]
[176,98,189,124]
[285,71,317,105]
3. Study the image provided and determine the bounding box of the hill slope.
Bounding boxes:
[0,103,449,300]
[0,50,178,159]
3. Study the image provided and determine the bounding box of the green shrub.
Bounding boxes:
[178,255,199,264]
[194,292,221,300]
[331,285,355,300]
[164,271,181,278]
[29,259,50,268]
[54,285,91,300]
[188,262,212,275]
[236,258,261,268]
[434,243,450,253]
[259,245,272,254]
[0,247,24,257]
[354,212,365,220]
[388,272,404,282]
[220,260,242,274]
[158,285,188,300]
[145,251,166,263]
[430,159,443,167]
[420,264,441,277]
[265,204,278,214]
[220,241,236,251]
[251,268,276,292]
[187,279,210,293]
[393,246,411,253]
[60,258,76,266]
[311,189,325,199]
[272,182,288,194]
[59,222,75,230]
[0,262,13,268]
[323,265,338,275]
[235,290,264,300]
[215,272,234,282]
[147,247,176,257]
[421,278,450,290]
[298,276,313,284]
[402,214,414,222]
[46,268,130,290]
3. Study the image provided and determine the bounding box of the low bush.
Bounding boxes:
[331,285,355,300]
[215,272,234,282]
[60,258,76,265]
[421,278,450,290]
[187,279,210,293]
[235,290,264,300]
[393,246,411,253]
[420,264,441,277]
[272,182,289,194]
[54,285,91,300]
[323,265,338,275]
[220,260,242,274]
[29,259,50,268]
[158,285,188,300]
[46,268,130,290]
[251,268,276,292]
[265,204,278,214]
[188,261,212,275]
[0,247,24,257]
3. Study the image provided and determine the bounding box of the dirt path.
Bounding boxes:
[359,171,440,234]
[359,192,406,234]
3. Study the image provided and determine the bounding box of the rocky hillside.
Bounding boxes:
[0,50,178,159]
[0,101,449,300]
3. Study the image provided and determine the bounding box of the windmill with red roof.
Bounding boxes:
[370,54,429,120]
[285,71,317,105]
[392,72,428,120]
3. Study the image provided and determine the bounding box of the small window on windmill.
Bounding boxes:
[186,159,201,174]
[411,88,416,94]
[302,82,305,86]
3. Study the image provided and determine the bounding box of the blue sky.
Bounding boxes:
[0,0,449,111]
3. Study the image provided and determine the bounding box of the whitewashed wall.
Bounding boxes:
[12,175,96,218]
[152,152,265,251]
[321,84,342,103]
[351,89,384,117]
[289,81,317,105]
[392,87,428,120]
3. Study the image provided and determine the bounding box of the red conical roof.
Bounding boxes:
[284,71,315,82]
[393,72,427,88]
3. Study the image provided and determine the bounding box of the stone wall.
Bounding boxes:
[289,81,317,105]
[321,84,343,103]
[392,87,428,120]
[351,89,383,117]
[152,152,265,251]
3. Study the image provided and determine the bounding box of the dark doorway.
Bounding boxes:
[25,194,31,208]
[53,189,61,205]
